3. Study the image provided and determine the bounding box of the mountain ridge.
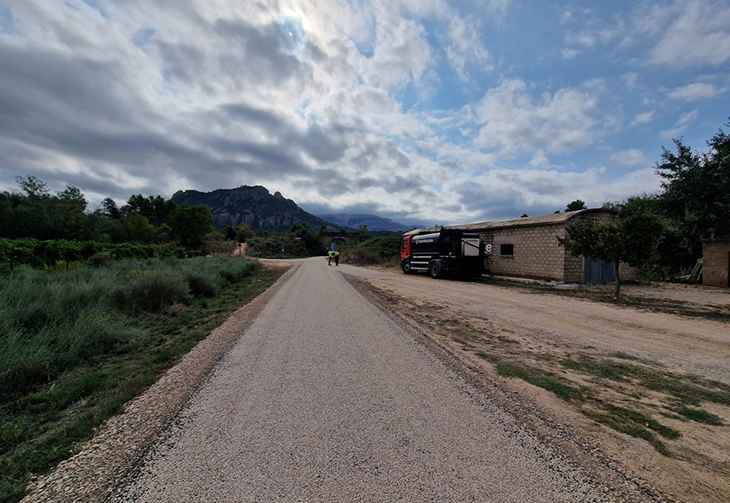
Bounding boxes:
[171,186,332,232]
[319,213,411,232]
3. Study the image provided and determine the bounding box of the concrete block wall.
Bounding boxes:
[703,240,730,288]
[481,224,568,281]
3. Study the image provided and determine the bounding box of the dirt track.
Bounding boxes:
[111,258,615,502]
[340,264,730,503]
[342,265,730,384]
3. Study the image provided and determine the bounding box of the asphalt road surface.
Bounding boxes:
[113,258,607,502]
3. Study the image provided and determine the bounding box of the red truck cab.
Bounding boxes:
[400,235,412,263]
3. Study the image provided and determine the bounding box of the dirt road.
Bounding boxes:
[343,265,730,385]
[112,258,611,502]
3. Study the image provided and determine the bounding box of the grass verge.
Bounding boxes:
[0,258,284,503]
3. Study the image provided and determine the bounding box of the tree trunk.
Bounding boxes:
[613,261,621,300]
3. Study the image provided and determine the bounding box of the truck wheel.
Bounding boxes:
[429,261,442,279]
[402,261,413,274]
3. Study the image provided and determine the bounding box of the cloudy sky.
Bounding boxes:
[1,0,729,225]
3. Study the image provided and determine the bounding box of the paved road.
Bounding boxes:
[113,258,605,502]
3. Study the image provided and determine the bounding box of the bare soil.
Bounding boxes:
[343,265,730,503]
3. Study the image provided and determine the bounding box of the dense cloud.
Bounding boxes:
[0,0,725,224]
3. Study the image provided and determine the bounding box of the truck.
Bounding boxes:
[400,228,484,279]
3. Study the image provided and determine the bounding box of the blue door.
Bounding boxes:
[583,257,614,284]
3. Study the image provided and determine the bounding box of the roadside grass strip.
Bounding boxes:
[0,258,283,503]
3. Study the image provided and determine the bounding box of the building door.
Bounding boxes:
[583,257,614,284]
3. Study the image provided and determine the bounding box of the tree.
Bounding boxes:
[171,205,213,246]
[655,121,730,256]
[222,225,236,241]
[56,185,87,240]
[102,198,122,220]
[16,175,49,198]
[566,199,587,211]
[110,214,157,243]
[558,210,664,299]
[123,194,177,226]
[234,224,254,243]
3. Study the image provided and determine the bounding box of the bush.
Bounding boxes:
[128,270,190,313]
[186,273,219,298]
[0,256,262,396]
[91,252,114,268]
[341,235,401,265]
[0,238,203,269]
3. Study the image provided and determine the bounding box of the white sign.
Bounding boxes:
[485,243,493,255]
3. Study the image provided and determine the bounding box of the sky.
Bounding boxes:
[0,0,729,226]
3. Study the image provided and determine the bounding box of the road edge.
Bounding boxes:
[21,263,299,503]
[346,273,669,503]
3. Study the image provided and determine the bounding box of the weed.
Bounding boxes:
[495,360,584,402]
[581,403,679,455]
[672,406,724,425]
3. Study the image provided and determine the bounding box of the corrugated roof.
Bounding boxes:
[404,209,615,236]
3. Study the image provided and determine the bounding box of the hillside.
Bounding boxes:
[320,213,410,232]
[172,186,331,232]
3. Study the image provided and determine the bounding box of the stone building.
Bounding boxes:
[451,209,621,284]
[703,239,730,288]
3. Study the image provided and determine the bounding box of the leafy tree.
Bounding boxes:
[16,175,50,198]
[123,194,177,226]
[222,225,237,241]
[2,177,59,239]
[558,208,664,299]
[234,224,254,243]
[111,214,157,244]
[171,205,213,246]
[57,185,88,240]
[655,121,730,256]
[102,198,122,220]
[566,199,587,211]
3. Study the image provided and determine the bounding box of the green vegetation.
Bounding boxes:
[559,119,730,289]
[0,257,282,503]
[493,359,584,402]
[558,200,665,299]
[581,404,678,456]
[247,223,325,258]
[0,238,201,269]
[339,235,402,265]
[0,176,219,252]
[672,406,724,426]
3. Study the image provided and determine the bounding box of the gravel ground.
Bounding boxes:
[111,258,611,503]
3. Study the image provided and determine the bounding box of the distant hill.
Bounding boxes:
[320,214,410,232]
[171,186,331,232]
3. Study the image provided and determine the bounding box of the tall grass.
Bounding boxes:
[0,257,260,397]
[0,256,275,503]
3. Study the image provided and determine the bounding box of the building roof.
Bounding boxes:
[404,208,615,236]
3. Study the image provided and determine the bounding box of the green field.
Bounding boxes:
[0,257,283,503]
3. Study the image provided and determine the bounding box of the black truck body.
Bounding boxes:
[400,229,484,279]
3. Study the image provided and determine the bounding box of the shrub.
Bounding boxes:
[186,273,219,298]
[128,270,190,313]
[91,252,114,268]
[221,259,260,283]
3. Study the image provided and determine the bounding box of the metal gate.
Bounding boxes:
[583,257,614,284]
